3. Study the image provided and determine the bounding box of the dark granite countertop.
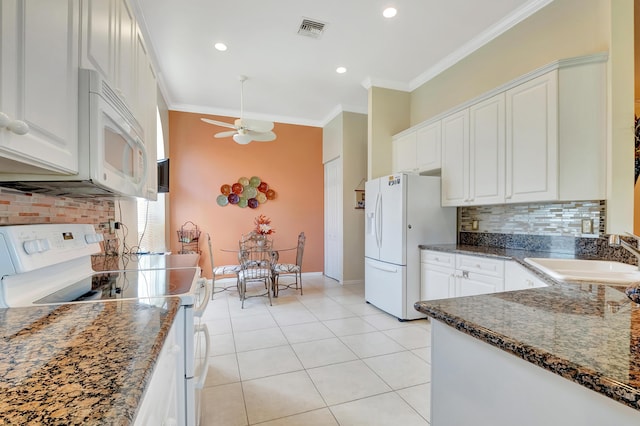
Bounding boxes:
[0,298,181,425]
[416,244,640,413]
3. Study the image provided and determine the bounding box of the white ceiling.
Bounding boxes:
[132,0,552,127]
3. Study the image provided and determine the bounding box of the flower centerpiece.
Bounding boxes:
[254,214,275,236]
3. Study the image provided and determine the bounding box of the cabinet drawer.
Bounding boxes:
[456,254,504,278]
[421,250,455,268]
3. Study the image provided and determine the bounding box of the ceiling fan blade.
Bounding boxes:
[235,118,274,133]
[246,130,276,142]
[214,130,238,138]
[201,118,236,129]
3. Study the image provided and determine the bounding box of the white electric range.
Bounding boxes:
[0,223,209,426]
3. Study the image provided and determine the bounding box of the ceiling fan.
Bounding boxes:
[200,75,276,145]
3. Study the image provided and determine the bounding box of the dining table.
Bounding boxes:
[220,245,296,297]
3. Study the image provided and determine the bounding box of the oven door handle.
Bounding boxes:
[194,323,210,390]
[193,277,211,317]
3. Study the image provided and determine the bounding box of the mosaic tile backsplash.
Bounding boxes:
[459,200,606,237]
[457,200,637,264]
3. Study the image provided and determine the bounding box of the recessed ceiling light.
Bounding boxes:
[214,42,228,51]
[336,67,347,74]
[383,7,397,18]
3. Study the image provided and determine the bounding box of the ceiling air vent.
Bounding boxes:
[297,18,327,39]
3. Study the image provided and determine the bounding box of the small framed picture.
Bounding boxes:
[355,190,365,209]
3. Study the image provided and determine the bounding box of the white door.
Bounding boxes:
[379,174,405,265]
[324,158,342,282]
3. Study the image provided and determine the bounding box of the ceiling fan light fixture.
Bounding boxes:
[233,133,253,144]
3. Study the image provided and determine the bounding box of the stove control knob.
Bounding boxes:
[85,233,104,244]
[23,239,50,254]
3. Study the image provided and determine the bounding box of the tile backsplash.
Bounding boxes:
[459,200,605,237]
[0,188,114,228]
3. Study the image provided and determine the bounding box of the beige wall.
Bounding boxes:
[342,112,367,282]
[404,0,633,234]
[323,113,342,163]
[410,0,610,125]
[368,87,410,179]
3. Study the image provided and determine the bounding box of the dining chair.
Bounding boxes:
[206,233,241,299]
[237,247,273,308]
[272,232,305,297]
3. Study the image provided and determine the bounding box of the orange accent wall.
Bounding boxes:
[169,111,324,278]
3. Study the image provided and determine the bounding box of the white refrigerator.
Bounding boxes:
[365,174,456,320]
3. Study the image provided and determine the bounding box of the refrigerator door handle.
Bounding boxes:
[366,259,398,273]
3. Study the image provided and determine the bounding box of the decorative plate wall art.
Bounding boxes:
[216,176,276,208]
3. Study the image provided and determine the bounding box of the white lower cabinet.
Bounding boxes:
[504,261,548,291]
[421,250,548,300]
[455,254,504,296]
[420,250,455,300]
[135,313,183,426]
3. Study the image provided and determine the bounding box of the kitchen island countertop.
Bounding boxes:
[416,243,640,413]
[0,298,180,425]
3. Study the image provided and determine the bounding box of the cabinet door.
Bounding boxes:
[469,93,505,205]
[81,0,115,81]
[0,0,79,174]
[421,263,454,300]
[135,29,158,200]
[504,261,548,291]
[505,71,558,203]
[116,0,136,109]
[441,109,469,206]
[392,132,417,173]
[456,272,503,297]
[416,121,441,172]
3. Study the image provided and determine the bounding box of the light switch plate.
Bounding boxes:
[581,219,593,234]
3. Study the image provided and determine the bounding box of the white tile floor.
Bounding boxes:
[199,274,432,426]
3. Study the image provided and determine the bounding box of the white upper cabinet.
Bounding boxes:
[136,29,158,201]
[0,0,80,174]
[81,0,115,81]
[81,0,137,111]
[416,121,441,172]
[392,120,441,174]
[505,71,558,203]
[116,0,136,111]
[441,109,469,206]
[392,129,418,174]
[469,93,505,205]
[442,94,505,207]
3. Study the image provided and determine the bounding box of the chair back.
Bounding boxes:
[295,232,306,267]
[240,231,273,250]
[238,247,272,280]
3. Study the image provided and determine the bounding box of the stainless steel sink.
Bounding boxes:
[524,258,640,285]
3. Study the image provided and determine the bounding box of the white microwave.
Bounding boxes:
[82,69,148,197]
[0,69,148,198]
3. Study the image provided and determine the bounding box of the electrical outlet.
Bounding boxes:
[472,220,479,231]
[581,218,593,234]
[108,219,116,233]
